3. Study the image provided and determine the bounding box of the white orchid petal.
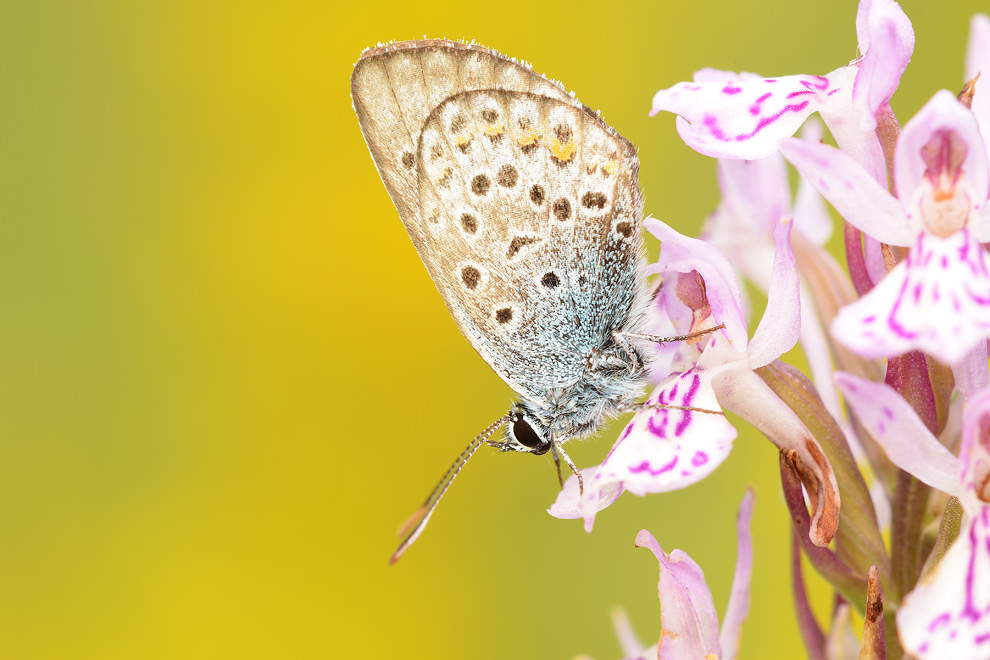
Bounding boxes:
[831,232,990,363]
[574,368,737,531]
[898,509,990,660]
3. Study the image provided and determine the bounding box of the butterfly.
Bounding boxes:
[352,40,680,563]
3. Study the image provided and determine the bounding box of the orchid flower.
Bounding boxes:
[780,90,990,377]
[650,0,913,184]
[703,120,857,423]
[581,490,755,660]
[835,374,990,660]
[550,218,840,548]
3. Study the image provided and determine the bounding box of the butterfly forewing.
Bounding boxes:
[351,40,580,252]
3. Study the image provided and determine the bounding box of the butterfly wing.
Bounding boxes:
[352,41,644,404]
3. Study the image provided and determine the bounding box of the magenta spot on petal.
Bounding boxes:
[942,255,949,269]
[766,79,777,83]
[863,315,876,323]
[692,451,708,467]
[882,407,894,420]
[913,283,923,303]
[978,632,990,644]
[846,382,858,392]
[619,425,633,442]
[887,276,920,340]
[629,455,679,476]
[827,88,839,96]
[929,613,952,631]
[919,642,929,653]
[647,413,669,438]
[878,421,885,434]
[703,114,728,141]
[736,100,810,142]
[722,85,742,95]
[749,92,773,114]
[680,470,691,477]
[786,90,814,98]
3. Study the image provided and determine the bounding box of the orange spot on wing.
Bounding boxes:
[603,159,618,175]
[482,122,504,137]
[550,137,577,162]
[516,129,541,146]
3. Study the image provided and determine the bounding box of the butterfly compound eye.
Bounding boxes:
[511,414,550,455]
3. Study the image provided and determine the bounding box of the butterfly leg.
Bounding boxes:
[552,439,584,495]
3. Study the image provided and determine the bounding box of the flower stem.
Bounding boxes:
[843,222,874,297]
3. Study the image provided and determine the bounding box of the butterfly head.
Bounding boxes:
[499,404,552,456]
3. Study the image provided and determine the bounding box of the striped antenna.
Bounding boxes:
[390,416,509,565]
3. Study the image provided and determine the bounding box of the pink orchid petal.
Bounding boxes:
[651,72,842,160]
[965,14,990,159]
[818,67,889,185]
[778,137,914,245]
[894,90,990,217]
[748,218,801,368]
[610,608,648,660]
[953,342,990,400]
[897,508,990,660]
[717,151,792,237]
[961,389,990,510]
[576,368,737,531]
[853,0,915,130]
[635,530,722,660]
[718,488,755,660]
[831,231,990,363]
[547,466,623,522]
[834,372,961,497]
[792,120,835,245]
[863,234,890,285]
[644,218,748,349]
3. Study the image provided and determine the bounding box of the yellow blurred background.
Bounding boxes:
[0,0,984,657]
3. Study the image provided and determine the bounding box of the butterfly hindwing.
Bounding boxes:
[415,89,643,401]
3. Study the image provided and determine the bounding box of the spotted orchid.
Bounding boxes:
[780,90,990,371]
[650,0,913,183]
[835,374,990,660]
[579,490,755,660]
[554,4,990,660]
[550,217,840,548]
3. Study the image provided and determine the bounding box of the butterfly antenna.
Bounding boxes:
[390,415,509,565]
[617,323,726,346]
